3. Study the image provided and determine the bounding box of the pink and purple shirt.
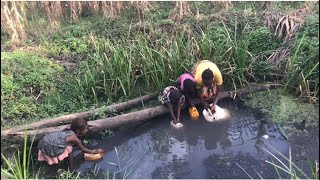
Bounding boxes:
[177,73,196,92]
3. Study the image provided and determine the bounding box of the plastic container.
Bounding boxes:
[84,153,104,161]
[189,106,199,120]
[203,108,215,122]
[170,121,183,128]
[203,105,231,122]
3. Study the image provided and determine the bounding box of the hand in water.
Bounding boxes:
[94,149,104,154]
[171,121,183,128]
[210,104,216,113]
[203,102,210,109]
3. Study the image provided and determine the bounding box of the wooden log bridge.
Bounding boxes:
[1,83,280,141]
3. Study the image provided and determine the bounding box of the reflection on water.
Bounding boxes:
[73,100,290,179]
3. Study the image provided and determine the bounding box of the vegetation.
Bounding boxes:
[243,89,319,128]
[1,133,38,179]
[1,2,318,129]
[1,2,319,178]
[261,145,318,179]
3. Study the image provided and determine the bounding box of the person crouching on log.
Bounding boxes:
[191,60,223,113]
[176,73,197,107]
[159,86,185,127]
[37,118,104,170]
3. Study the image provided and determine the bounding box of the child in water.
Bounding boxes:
[158,86,185,126]
[37,118,104,169]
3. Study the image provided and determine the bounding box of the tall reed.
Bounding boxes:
[1,133,37,179]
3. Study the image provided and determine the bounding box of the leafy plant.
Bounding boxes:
[56,169,81,179]
[261,144,314,179]
[1,133,37,179]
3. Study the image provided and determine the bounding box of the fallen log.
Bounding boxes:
[1,83,280,141]
[5,105,169,141]
[219,83,281,99]
[1,93,157,136]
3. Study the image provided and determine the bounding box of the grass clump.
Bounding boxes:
[1,51,63,128]
[1,133,38,179]
[243,89,319,128]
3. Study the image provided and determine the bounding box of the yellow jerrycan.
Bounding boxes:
[189,106,199,120]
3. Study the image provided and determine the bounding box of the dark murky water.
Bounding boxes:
[71,99,318,179]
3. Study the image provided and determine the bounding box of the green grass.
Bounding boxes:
[261,144,317,179]
[284,15,319,99]
[1,1,318,129]
[237,144,318,179]
[0,2,319,179]
[1,133,38,179]
[0,51,93,129]
[243,89,319,127]
[56,169,82,179]
[1,51,63,128]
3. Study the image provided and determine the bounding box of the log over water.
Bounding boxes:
[1,93,157,136]
[1,83,280,141]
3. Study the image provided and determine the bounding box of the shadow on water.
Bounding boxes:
[71,99,318,179]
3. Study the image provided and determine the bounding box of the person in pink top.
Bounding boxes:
[177,73,196,106]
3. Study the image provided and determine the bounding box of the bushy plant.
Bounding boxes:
[285,15,319,97]
[1,51,64,127]
[49,25,89,56]
[247,26,281,55]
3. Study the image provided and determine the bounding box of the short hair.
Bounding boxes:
[169,89,183,105]
[71,118,88,132]
[183,79,195,90]
[202,69,214,80]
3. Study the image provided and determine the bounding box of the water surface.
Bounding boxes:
[72,99,317,179]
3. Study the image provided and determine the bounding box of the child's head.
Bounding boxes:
[71,118,88,136]
[202,69,214,87]
[169,89,184,105]
[183,79,195,94]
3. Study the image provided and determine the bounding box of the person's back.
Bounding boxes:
[38,130,74,162]
[37,118,104,169]
[191,60,224,113]
[192,60,223,89]
[177,73,196,106]
[158,86,185,127]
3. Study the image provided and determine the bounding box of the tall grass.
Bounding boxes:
[237,144,318,179]
[261,144,317,179]
[2,2,318,127]
[284,34,319,101]
[71,16,265,104]
[1,133,37,179]
[67,14,317,105]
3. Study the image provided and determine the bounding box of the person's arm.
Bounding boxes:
[68,151,74,170]
[176,97,185,123]
[197,87,209,109]
[66,135,103,154]
[185,93,193,106]
[210,84,223,112]
[166,103,177,124]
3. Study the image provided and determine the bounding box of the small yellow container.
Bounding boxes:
[84,153,104,161]
[189,106,199,120]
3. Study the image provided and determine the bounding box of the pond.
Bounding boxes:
[67,99,318,179]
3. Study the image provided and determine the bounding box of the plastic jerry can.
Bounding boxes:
[189,106,199,120]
